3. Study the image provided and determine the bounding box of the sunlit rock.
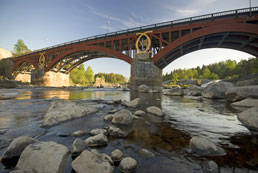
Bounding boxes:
[112,109,133,126]
[189,136,225,156]
[42,99,97,127]
[1,136,37,164]
[203,81,234,99]
[119,157,137,173]
[72,150,113,173]
[16,142,69,173]
[85,133,108,147]
[146,106,164,117]
[238,107,258,131]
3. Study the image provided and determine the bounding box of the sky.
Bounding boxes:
[0,0,257,78]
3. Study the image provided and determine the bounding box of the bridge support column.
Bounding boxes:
[130,53,162,91]
[15,73,31,83]
[31,67,70,87]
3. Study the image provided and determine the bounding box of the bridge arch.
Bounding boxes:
[153,23,258,69]
[46,45,132,72]
[13,59,38,72]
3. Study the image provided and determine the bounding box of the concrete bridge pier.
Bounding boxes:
[31,67,70,87]
[130,53,162,92]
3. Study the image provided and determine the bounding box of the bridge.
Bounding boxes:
[6,6,258,88]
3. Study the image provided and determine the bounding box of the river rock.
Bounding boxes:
[237,107,258,131]
[231,98,258,107]
[138,85,151,93]
[112,109,133,126]
[134,110,145,116]
[189,86,203,96]
[16,142,69,173]
[123,98,140,108]
[72,130,87,137]
[189,136,225,156]
[42,99,97,126]
[203,81,234,99]
[107,125,132,138]
[164,88,184,96]
[146,106,164,117]
[119,157,137,173]
[122,87,130,91]
[139,149,155,158]
[1,136,37,163]
[202,160,218,173]
[85,133,108,147]
[111,149,123,162]
[72,150,113,173]
[109,109,119,113]
[90,128,107,136]
[226,85,258,102]
[90,149,113,166]
[104,114,114,121]
[72,138,86,156]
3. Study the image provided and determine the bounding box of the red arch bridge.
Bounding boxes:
[7,6,258,88]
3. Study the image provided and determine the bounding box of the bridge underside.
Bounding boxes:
[155,31,258,69]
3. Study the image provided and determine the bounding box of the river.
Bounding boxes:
[0,87,257,172]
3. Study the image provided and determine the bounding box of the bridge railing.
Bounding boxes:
[14,6,258,58]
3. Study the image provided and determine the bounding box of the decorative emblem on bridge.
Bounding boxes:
[135,31,152,54]
[38,52,46,66]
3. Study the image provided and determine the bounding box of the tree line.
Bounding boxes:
[70,64,127,86]
[163,57,258,84]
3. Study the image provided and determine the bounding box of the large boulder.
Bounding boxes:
[112,109,133,126]
[42,99,97,126]
[16,142,69,173]
[138,85,151,93]
[1,136,37,164]
[237,107,258,131]
[163,88,184,96]
[231,98,258,108]
[189,137,226,156]
[146,106,164,117]
[225,85,258,102]
[85,133,108,147]
[72,150,113,173]
[203,81,234,99]
[123,98,140,108]
[189,86,203,96]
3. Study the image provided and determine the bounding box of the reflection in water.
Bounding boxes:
[69,91,94,100]
[130,91,161,110]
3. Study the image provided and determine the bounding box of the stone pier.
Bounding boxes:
[15,73,31,83]
[31,67,70,87]
[130,53,162,91]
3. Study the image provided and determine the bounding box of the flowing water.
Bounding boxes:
[0,87,257,172]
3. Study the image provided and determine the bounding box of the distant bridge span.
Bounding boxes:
[10,6,258,75]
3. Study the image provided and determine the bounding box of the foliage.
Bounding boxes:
[162,57,258,82]
[95,72,127,84]
[13,39,31,56]
[70,65,94,86]
[0,59,13,79]
[85,66,94,84]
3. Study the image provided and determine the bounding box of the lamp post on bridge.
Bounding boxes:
[249,0,252,16]
[107,21,110,33]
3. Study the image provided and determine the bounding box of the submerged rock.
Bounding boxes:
[123,98,140,108]
[238,107,258,131]
[225,85,258,102]
[112,109,133,126]
[138,149,155,158]
[42,99,97,127]
[119,157,137,173]
[16,142,69,173]
[203,81,234,99]
[72,138,87,156]
[72,150,113,173]
[146,106,164,117]
[189,137,226,156]
[85,133,108,147]
[111,149,123,162]
[1,136,37,164]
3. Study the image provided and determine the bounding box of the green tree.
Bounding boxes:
[13,39,31,56]
[85,66,94,84]
[172,72,179,85]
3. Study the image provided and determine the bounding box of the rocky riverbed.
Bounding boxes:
[0,86,257,172]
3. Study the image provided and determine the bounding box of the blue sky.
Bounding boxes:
[0,0,257,78]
